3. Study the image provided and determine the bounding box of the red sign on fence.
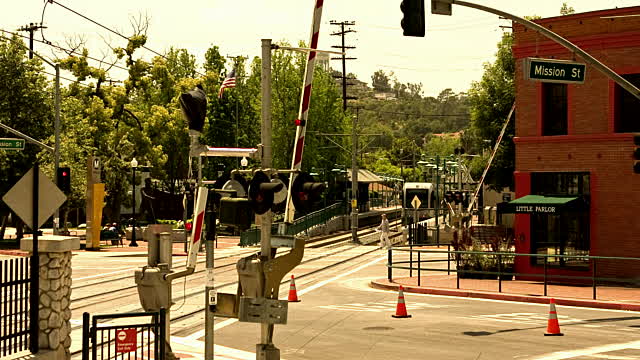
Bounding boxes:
[115,328,137,353]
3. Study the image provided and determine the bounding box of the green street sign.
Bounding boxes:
[0,138,25,151]
[525,58,586,84]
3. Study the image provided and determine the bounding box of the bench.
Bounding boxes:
[100,230,124,247]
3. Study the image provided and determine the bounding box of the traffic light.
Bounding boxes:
[57,167,71,194]
[444,191,453,203]
[179,85,207,132]
[248,171,284,215]
[454,191,463,205]
[400,0,425,37]
[634,135,640,174]
[291,172,326,214]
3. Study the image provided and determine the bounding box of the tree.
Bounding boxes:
[371,70,392,93]
[467,33,515,190]
[560,3,575,16]
[0,35,55,240]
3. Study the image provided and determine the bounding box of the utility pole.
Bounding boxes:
[17,23,46,60]
[227,55,248,164]
[329,21,357,111]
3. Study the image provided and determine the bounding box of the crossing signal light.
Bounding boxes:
[444,191,453,203]
[634,135,640,174]
[180,85,207,132]
[249,171,284,215]
[454,191,463,205]
[291,172,325,213]
[57,167,71,194]
[401,0,425,37]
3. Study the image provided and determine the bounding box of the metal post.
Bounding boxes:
[456,250,460,289]
[258,38,277,360]
[447,244,451,275]
[205,208,215,360]
[435,155,440,246]
[351,110,358,243]
[53,65,61,235]
[543,256,548,297]
[592,258,597,300]
[418,250,421,286]
[409,226,413,278]
[387,248,392,281]
[130,166,138,247]
[30,163,39,353]
[82,312,89,360]
[159,308,166,360]
[498,254,502,293]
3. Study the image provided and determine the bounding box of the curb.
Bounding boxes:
[370,279,640,312]
[0,249,28,256]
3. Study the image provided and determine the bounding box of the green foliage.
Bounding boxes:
[560,3,575,15]
[467,33,515,190]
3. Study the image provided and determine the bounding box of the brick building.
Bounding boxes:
[506,6,640,282]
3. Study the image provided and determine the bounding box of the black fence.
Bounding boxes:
[0,257,31,357]
[82,309,166,360]
[387,247,640,300]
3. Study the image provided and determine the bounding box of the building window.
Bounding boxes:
[615,73,640,133]
[530,172,590,268]
[542,83,568,136]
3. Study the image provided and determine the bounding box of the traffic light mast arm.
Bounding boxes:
[436,0,640,101]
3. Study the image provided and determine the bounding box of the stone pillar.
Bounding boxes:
[22,235,80,359]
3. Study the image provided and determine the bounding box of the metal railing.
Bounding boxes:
[0,257,31,356]
[387,247,640,300]
[82,309,166,360]
[240,202,346,247]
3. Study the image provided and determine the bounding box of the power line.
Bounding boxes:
[46,0,206,77]
[360,108,469,118]
[1,28,130,72]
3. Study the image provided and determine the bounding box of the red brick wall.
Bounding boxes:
[512,7,640,281]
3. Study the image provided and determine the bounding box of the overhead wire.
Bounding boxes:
[46,0,207,77]
[0,32,121,87]
[1,28,129,72]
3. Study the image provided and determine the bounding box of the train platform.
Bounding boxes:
[371,273,640,312]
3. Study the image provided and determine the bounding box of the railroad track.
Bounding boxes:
[70,242,384,357]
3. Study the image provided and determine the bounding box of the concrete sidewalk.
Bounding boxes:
[371,274,640,311]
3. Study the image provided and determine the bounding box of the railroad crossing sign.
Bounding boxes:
[0,138,25,151]
[411,195,422,209]
[115,328,137,353]
[2,167,67,229]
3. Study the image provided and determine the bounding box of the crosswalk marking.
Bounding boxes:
[462,312,583,325]
[319,300,450,312]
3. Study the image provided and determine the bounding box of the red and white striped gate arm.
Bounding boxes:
[284,0,325,223]
[187,186,208,269]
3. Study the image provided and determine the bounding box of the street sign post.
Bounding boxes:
[0,138,25,151]
[525,58,586,84]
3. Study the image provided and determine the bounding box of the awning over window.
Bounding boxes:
[498,195,584,214]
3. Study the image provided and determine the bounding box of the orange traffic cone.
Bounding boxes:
[391,285,412,318]
[288,275,300,302]
[544,298,564,336]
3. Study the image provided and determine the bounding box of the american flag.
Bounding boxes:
[218,69,236,99]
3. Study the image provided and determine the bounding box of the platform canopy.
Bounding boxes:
[498,195,584,214]
[347,169,383,183]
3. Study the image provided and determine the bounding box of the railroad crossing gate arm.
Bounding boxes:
[262,237,305,299]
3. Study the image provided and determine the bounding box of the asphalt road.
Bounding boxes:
[63,243,640,359]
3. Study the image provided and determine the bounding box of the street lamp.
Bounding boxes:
[130,157,139,247]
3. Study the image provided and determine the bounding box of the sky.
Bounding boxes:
[1,0,638,97]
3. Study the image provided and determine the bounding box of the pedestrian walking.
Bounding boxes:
[377,213,391,248]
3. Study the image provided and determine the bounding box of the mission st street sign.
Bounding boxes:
[0,138,25,151]
[525,58,586,84]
